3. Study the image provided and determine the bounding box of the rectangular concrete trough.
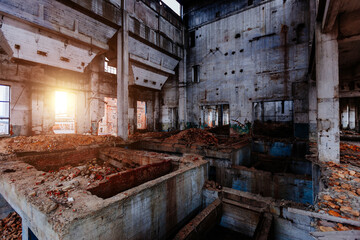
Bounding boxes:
[88,160,173,199]
[0,147,208,240]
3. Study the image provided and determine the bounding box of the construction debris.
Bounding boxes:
[0,212,22,240]
[0,135,124,154]
[166,128,219,145]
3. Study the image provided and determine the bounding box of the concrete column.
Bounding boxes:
[117,6,129,140]
[315,24,339,162]
[178,53,187,130]
[89,59,101,135]
[308,79,317,141]
[22,218,29,240]
[154,91,160,131]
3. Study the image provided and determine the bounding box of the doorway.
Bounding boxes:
[53,91,76,134]
[98,97,117,136]
[137,101,147,130]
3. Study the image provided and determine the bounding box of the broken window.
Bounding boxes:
[248,0,254,6]
[189,31,195,48]
[137,101,147,130]
[201,104,229,128]
[192,65,200,83]
[340,98,359,131]
[98,97,117,136]
[104,57,117,74]
[253,101,294,137]
[0,85,10,135]
[253,101,293,122]
[53,91,76,134]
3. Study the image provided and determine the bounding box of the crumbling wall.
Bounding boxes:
[184,0,310,138]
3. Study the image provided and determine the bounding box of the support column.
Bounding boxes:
[22,218,29,240]
[89,58,101,135]
[315,24,339,162]
[117,2,129,140]
[178,51,187,130]
[154,91,160,131]
[308,79,317,141]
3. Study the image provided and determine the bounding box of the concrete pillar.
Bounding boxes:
[22,218,29,240]
[154,91,160,131]
[178,53,187,130]
[315,24,339,162]
[308,79,317,141]
[117,5,129,140]
[89,58,101,135]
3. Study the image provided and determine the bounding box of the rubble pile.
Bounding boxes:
[0,212,22,239]
[24,158,125,215]
[0,135,124,154]
[53,159,120,183]
[204,180,222,191]
[166,128,219,145]
[315,141,360,232]
[129,131,174,142]
[340,143,360,167]
[318,161,360,220]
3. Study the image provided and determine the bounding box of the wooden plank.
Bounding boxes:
[288,208,360,227]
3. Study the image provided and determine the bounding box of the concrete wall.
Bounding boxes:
[184,0,310,137]
[62,161,208,240]
[226,166,313,204]
[202,189,315,240]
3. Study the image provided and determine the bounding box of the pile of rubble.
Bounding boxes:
[129,131,173,142]
[317,161,360,220]
[23,158,126,215]
[0,135,124,154]
[166,128,219,145]
[0,212,22,239]
[204,180,222,191]
[341,142,360,167]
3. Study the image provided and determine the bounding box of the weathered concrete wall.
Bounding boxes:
[61,162,207,240]
[227,166,313,204]
[202,188,314,240]
[184,0,310,136]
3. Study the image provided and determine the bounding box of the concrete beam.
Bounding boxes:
[315,23,340,163]
[129,54,175,75]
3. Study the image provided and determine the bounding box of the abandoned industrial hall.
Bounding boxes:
[0,0,360,239]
